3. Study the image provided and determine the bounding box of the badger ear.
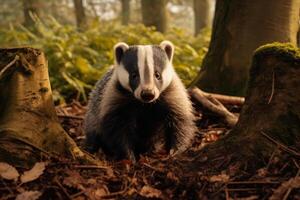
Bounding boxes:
[160,40,174,62]
[114,42,129,65]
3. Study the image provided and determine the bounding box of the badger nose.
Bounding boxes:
[141,90,155,102]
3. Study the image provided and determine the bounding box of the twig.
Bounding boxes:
[57,114,84,120]
[99,189,127,199]
[226,188,258,191]
[225,187,230,200]
[293,159,300,169]
[142,163,164,173]
[228,180,280,185]
[70,190,85,199]
[0,55,19,80]
[266,147,279,170]
[73,164,108,170]
[282,169,300,200]
[261,131,300,157]
[55,177,72,200]
[268,71,275,104]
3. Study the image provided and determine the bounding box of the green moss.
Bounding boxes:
[254,42,300,62]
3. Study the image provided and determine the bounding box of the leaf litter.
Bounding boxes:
[0,101,299,199]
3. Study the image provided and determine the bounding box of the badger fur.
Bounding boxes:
[84,41,196,160]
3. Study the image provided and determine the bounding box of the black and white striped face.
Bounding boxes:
[114,41,175,103]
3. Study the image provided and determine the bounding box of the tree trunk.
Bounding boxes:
[192,0,300,96]
[141,0,167,33]
[297,26,300,47]
[191,43,300,172]
[121,0,130,25]
[22,0,42,27]
[193,0,210,36]
[0,47,94,167]
[73,0,87,29]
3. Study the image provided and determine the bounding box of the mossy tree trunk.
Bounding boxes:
[0,48,94,167]
[191,43,300,172]
[193,0,210,36]
[192,0,300,96]
[141,0,167,33]
[121,0,130,25]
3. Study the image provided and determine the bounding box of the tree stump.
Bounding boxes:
[0,47,95,167]
[192,43,300,172]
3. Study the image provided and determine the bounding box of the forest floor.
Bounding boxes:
[0,100,299,200]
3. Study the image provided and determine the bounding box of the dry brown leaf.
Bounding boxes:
[85,185,109,200]
[209,174,230,183]
[21,162,46,183]
[15,190,42,200]
[127,188,137,196]
[0,162,19,181]
[167,171,179,182]
[139,185,162,198]
[106,166,115,178]
[270,176,300,200]
[63,170,85,190]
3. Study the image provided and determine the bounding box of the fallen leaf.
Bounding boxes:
[167,172,179,182]
[209,174,230,183]
[139,185,162,198]
[0,162,19,181]
[85,185,109,200]
[127,188,137,196]
[63,170,85,190]
[15,190,42,200]
[270,177,300,200]
[106,166,115,178]
[21,162,46,183]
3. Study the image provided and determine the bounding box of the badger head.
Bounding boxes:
[113,41,175,103]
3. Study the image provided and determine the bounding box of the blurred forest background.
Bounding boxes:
[0,0,215,103]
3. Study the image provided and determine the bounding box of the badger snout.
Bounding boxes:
[140,89,155,102]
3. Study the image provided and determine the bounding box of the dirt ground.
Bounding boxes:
[0,100,299,200]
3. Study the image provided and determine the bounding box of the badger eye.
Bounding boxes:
[132,72,139,79]
[155,71,161,80]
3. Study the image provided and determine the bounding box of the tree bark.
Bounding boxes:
[22,0,42,27]
[0,47,95,167]
[191,43,300,172]
[192,0,300,96]
[121,0,130,25]
[141,0,167,33]
[193,0,210,36]
[73,0,87,29]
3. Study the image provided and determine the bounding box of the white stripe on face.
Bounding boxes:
[137,45,154,89]
[145,45,154,86]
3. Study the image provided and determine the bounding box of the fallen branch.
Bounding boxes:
[193,89,245,106]
[57,114,84,120]
[189,87,238,127]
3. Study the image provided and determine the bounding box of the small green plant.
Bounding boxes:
[0,17,210,103]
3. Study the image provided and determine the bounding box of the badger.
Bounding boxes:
[84,41,196,160]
